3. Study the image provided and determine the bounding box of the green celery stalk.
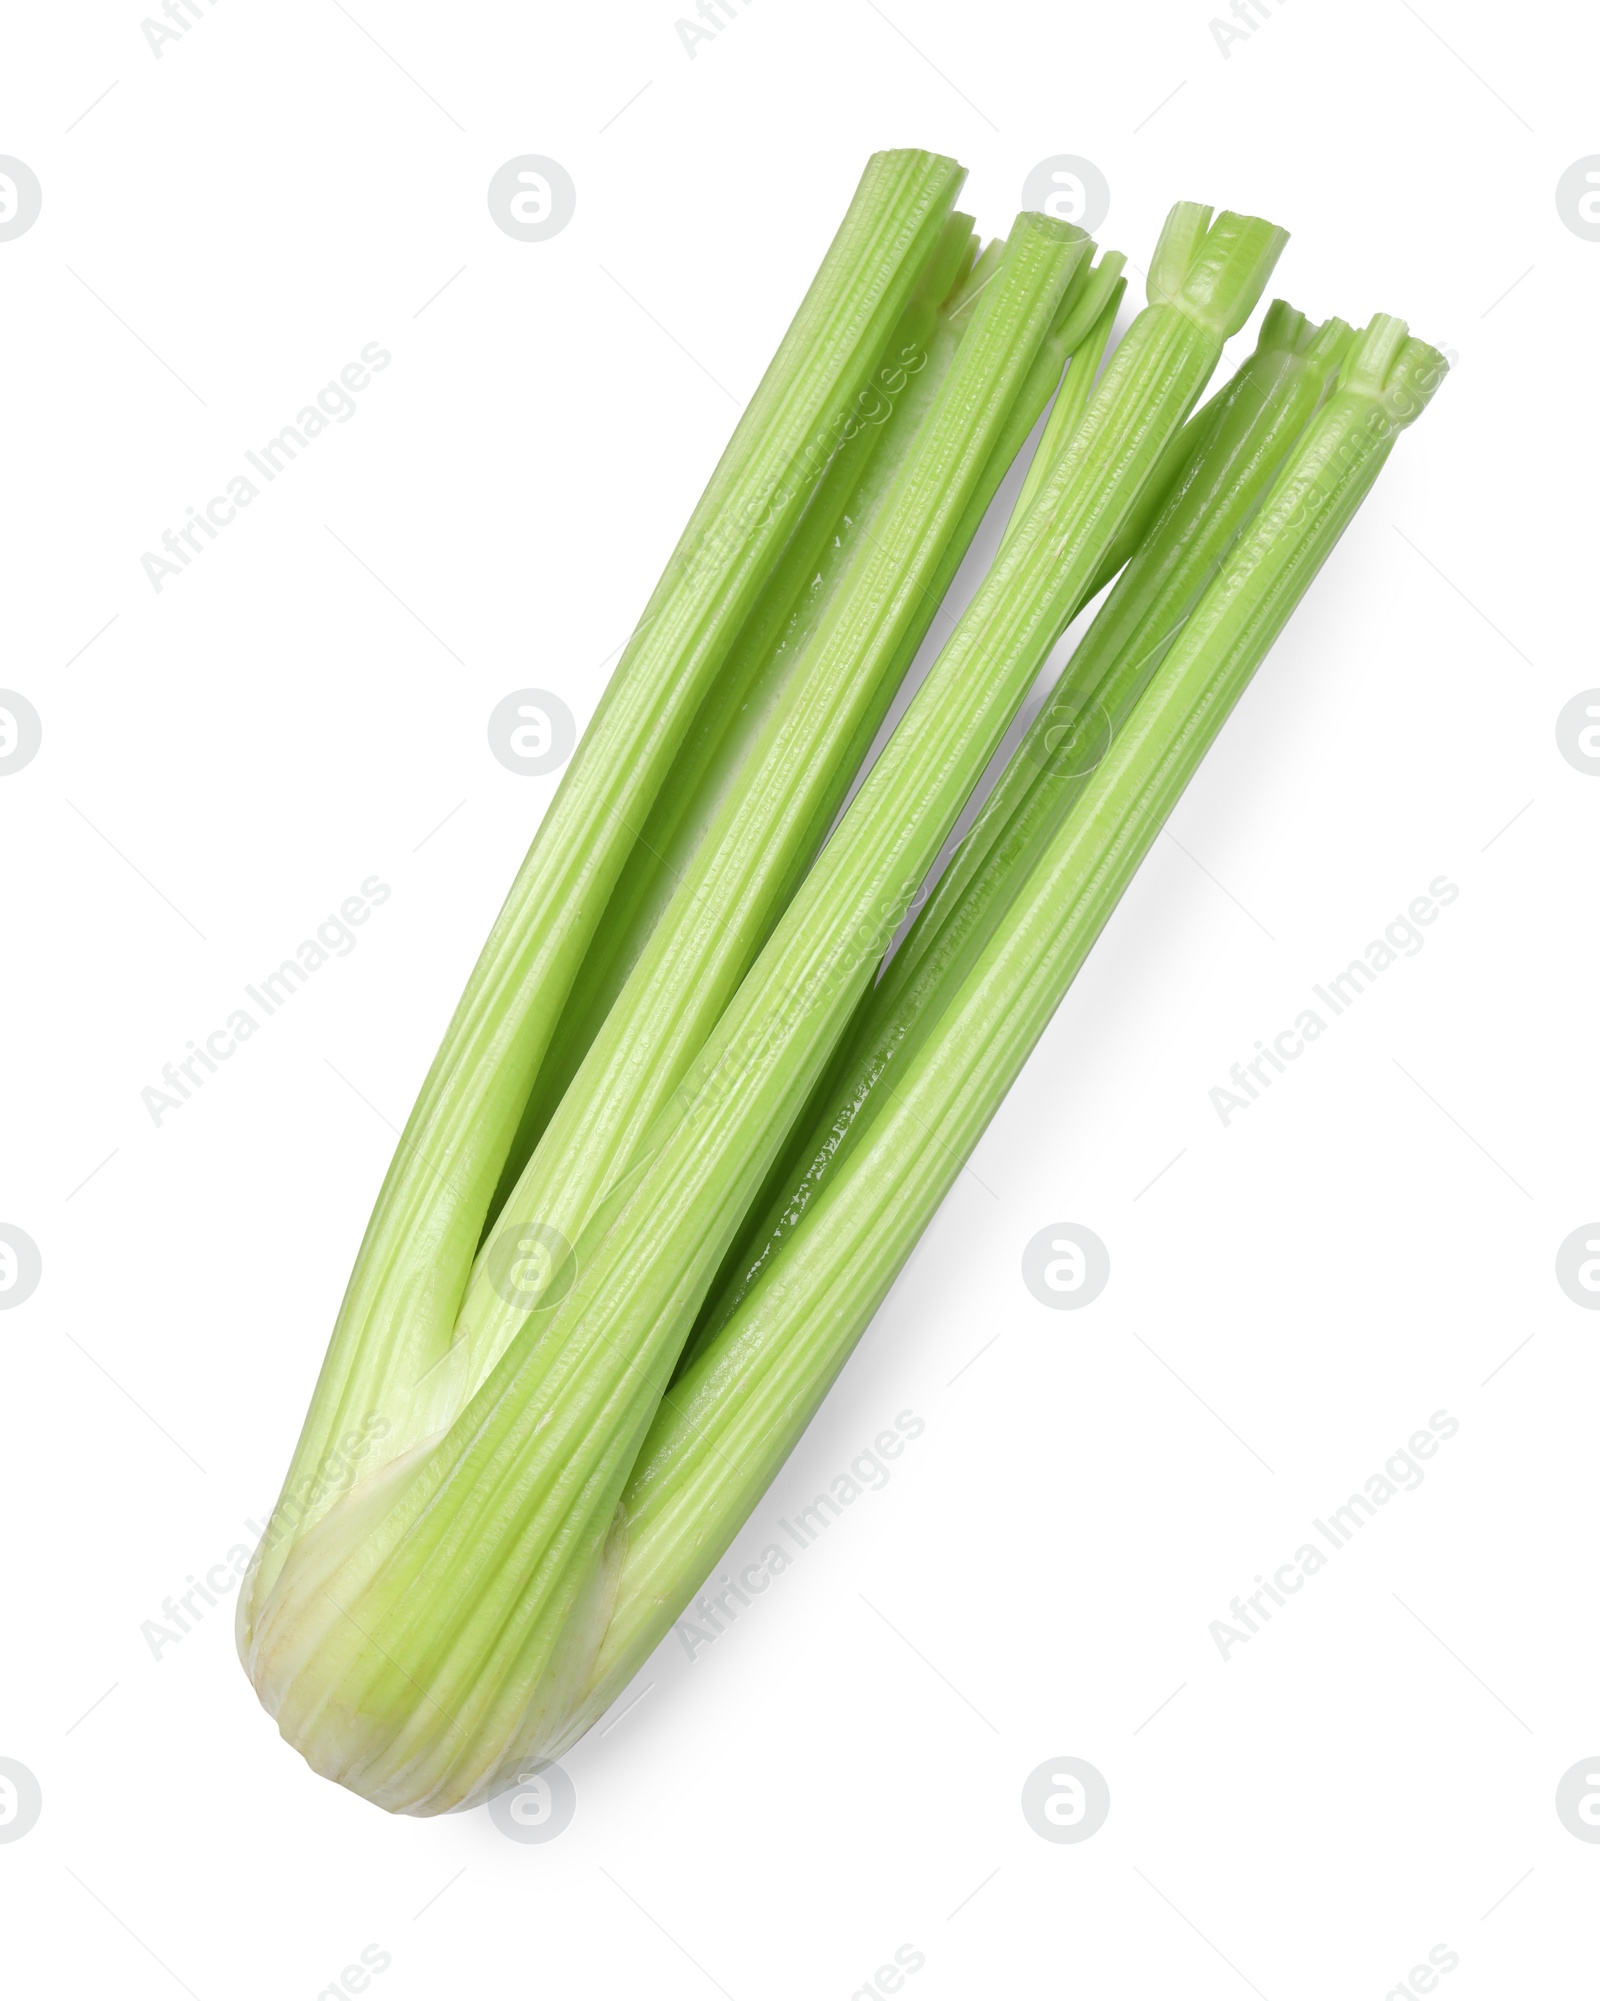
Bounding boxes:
[1004,250,1127,534]
[690,301,1353,1356]
[577,317,1447,1733]
[901,300,1354,994]
[520,246,1120,1184]
[483,209,981,1228]
[946,234,1005,319]
[1076,274,1323,611]
[239,204,1284,1815]
[241,149,967,1617]
[450,210,1096,1396]
[1084,366,1231,595]
[764,246,1129,923]
[538,237,1120,1171]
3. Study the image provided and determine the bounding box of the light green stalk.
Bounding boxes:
[483,211,982,1227]
[1005,251,1127,533]
[241,203,1286,1815]
[240,149,967,1613]
[577,318,1446,1733]
[451,210,1096,1399]
[506,244,1120,1200]
[781,246,1128,891]
[689,301,1353,1356]
[893,302,1353,993]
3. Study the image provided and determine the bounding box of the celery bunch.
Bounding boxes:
[238,151,1445,1815]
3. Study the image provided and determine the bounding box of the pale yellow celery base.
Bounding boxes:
[239,1448,628,1816]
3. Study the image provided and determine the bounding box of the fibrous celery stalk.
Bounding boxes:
[690,299,1355,1353]
[239,146,967,1616]
[241,202,1286,1814]
[241,171,1444,1827]
[578,318,1446,1731]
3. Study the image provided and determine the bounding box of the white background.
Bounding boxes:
[2,1,1596,1995]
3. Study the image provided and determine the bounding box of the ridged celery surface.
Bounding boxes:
[690,300,1355,1354]
[241,150,966,1617]
[579,319,1447,1733]
[1004,250,1127,533]
[241,203,1285,1813]
[451,211,1096,1400]
[764,244,1130,910]
[482,208,982,1225]
[238,159,1447,1825]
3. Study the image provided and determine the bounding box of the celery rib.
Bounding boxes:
[449,210,1097,1402]
[689,301,1355,1356]
[242,148,967,1615]
[577,319,1447,1731]
[482,209,981,1231]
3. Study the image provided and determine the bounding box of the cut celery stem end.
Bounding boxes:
[577,321,1446,1731]
[1085,295,1335,601]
